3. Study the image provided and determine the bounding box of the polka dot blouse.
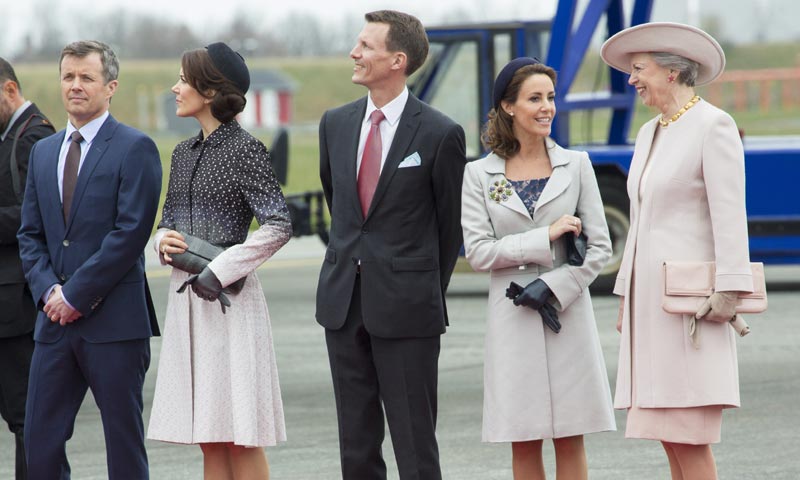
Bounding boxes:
[158,120,291,246]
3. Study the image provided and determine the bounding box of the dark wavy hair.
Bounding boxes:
[481,63,558,159]
[181,48,246,123]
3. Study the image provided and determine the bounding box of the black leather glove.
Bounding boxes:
[177,267,231,314]
[565,231,588,266]
[506,280,561,333]
[508,279,552,310]
[538,302,561,333]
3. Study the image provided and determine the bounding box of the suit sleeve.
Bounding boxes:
[319,110,333,212]
[61,135,162,314]
[0,124,53,244]
[702,112,753,292]
[461,161,553,272]
[432,122,467,291]
[17,142,61,306]
[539,154,612,310]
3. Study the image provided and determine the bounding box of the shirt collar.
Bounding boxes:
[65,111,110,145]
[1,100,32,141]
[365,87,408,127]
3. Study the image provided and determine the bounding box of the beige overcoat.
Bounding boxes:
[461,142,615,442]
[613,99,754,410]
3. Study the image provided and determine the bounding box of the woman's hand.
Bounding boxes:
[617,296,624,333]
[549,214,582,242]
[696,291,739,322]
[159,230,188,264]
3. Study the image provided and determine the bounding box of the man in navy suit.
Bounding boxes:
[317,10,466,479]
[17,40,161,479]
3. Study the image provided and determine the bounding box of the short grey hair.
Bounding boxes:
[60,40,119,84]
[651,52,699,87]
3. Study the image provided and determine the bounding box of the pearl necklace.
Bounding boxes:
[658,95,700,127]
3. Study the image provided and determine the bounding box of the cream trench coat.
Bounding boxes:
[461,141,615,442]
[613,99,754,411]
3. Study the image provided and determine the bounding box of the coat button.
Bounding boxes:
[59,274,66,281]
[361,228,368,234]
[63,239,70,247]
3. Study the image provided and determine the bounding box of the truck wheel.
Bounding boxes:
[593,176,630,293]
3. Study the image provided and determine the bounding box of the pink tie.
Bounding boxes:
[357,110,385,218]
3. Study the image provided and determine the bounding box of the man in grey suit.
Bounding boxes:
[0,57,55,480]
[316,10,466,480]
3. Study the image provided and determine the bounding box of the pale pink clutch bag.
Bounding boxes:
[662,261,768,315]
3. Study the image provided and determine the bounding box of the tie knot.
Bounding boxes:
[71,131,83,143]
[369,110,385,126]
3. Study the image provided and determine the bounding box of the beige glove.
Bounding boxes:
[695,291,738,322]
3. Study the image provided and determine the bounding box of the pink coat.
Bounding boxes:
[613,99,754,410]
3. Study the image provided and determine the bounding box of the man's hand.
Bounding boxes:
[43,285,82,326]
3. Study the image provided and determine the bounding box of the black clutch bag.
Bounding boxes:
[170,232,246,294]
[565,231,588,266]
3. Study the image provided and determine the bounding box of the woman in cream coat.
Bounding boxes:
[601,23,754,479]
[462,58,615,480]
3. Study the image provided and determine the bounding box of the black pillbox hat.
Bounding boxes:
[206,42,250,95]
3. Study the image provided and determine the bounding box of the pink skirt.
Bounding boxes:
[625,271,723,445]
[625,400,722,445]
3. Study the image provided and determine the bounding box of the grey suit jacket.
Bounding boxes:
[316,94,466,338]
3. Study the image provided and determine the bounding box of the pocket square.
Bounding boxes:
[398,152,422,168]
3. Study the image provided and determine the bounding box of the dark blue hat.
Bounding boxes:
[492,57,542,109]
[206,42,250,95]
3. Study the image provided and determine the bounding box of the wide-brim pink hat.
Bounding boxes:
[600,22,726,86]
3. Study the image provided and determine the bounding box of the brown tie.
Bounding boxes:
[357,110,385,218]
[63,131,83,221]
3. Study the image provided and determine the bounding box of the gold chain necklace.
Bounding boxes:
[658,95,700,127]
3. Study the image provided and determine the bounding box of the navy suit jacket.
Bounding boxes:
[17,115,162,343]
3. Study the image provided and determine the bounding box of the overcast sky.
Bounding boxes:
[2,0,797,56]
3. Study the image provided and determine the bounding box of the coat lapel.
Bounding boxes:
[345,100,367,220]
[364,96,421,220]
[627,118,658,216]
[45,132,67,221]
[65,116,117,233]
[533,141,572,215]
[481,153,531,218]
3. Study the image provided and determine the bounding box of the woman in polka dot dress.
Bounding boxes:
[147,43,291,479]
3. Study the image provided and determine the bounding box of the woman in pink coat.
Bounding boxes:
[601,23,754,479]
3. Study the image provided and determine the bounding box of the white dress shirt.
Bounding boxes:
[356,87,409,178]
[57,111,109,200]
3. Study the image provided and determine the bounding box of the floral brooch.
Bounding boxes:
[489,178,514,203]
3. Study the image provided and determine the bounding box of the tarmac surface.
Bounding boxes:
[1,236,799,479]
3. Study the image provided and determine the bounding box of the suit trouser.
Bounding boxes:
[325,280,442,480]
[24,327,151,480]
[0,332,35,480]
